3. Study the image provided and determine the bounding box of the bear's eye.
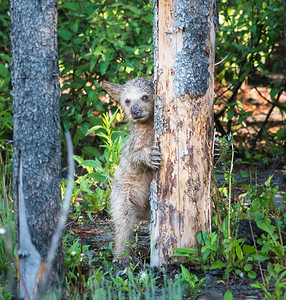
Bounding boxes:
[125,99,130,106]
[142,95,148,101]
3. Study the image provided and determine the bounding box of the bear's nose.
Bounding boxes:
[131,106,143,119]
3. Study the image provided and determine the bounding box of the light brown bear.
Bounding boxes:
[102,78,161,261]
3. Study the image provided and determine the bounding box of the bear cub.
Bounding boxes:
[102,78,161,261]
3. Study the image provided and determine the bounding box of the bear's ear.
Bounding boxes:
[102,81,122,102]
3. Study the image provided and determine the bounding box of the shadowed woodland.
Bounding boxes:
[0,0,286,299]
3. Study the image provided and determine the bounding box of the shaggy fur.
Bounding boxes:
[102,78,161,260]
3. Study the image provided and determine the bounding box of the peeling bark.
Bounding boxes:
[151,0,215,267]
[11,0,63,298]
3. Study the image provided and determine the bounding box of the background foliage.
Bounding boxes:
[0,0,285,298]
[0,0,285,164]
[0,0,12,153]
[215,0,285,165]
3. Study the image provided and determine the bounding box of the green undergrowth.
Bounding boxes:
[0,150,15,299]
[68,264,186,300]
[67,110,128,218]
[62,178,286,299]
[61,131,286,299]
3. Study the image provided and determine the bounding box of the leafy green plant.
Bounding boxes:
[224,290,233,300]
[0,151,14,276]
[69,110,127,215]
[64,234,90,270]
[171,230,257,279]
[0,0,12,153]
[93,242,114,265]
[245,177,285,265]
[125,233,142,260]
[172,172,286,280]
[0,151,15,299]
[86,109,128,168]
[178,265,206,297]
[223,236,257,279]
[251,262,286,300]
[73,154,111,214]
[63,230,90,295]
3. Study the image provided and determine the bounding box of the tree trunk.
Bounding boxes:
[11,0,63,298]
[151,0,215,267]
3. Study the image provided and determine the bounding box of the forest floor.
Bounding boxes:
[69,169,286,299]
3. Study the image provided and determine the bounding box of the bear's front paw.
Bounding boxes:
[150,145,162,170]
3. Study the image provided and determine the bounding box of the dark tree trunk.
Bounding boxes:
[11,0,63,298]
[151,0,215,266]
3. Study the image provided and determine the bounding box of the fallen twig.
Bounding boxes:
[64,216,79,228]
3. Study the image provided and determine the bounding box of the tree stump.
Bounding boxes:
[151,0,216,267]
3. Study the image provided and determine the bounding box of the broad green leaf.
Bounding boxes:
[180,265,191,282]
[0,53,11,62]
[0,64,8,77]
[172,248,199,255]
[71,19,80,33]
[250,251,270,261]
[270,88,280,101]
[78,159,102,169]
[244,264,252,272]
[73,155,84,164]
[256,218,276,237]
[247,271,257,279]
[73,37,85,44]
[100,61,109,75]
[224,290,233,300]
[240,171,248,178]
[210,260,226,270]
[95,100,104,111]
[90,56,98,72]
[76,114,83,124]
[198,277,206,287]
[89,172,107,183]
[250,282,263,289]
[236,245,243,260]
[58,28,73,41]
[88,90,97,102]
[61,2,79,11]
[227,107,235,120]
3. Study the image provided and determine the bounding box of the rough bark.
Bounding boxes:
[151,0,215,267]
[11,0,63,298]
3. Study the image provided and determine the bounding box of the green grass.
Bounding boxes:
[0,150,15,299]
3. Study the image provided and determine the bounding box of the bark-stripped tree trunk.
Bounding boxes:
[11,1,63,298]
[150,0,216,267]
